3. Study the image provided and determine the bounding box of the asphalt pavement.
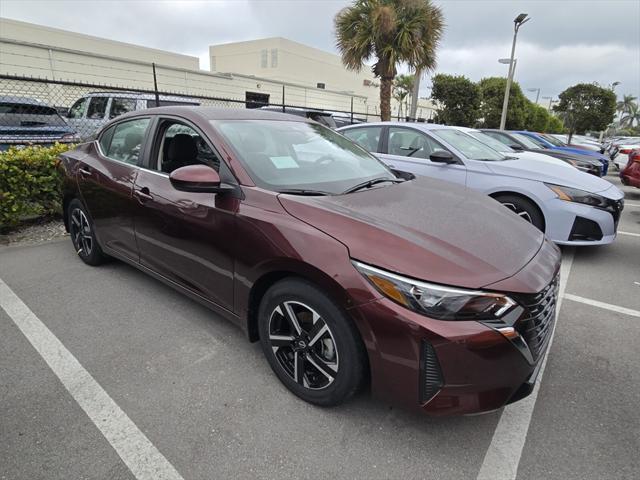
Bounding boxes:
[1,171,638,480]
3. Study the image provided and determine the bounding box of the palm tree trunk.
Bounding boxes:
[380,75,393,121]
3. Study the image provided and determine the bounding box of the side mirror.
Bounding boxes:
[169,165,234,193]
[429,150,457,164]
[509,144,524,151]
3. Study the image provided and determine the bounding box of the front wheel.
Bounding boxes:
[258,278,367,407]
[495,195,545,232]
[68,198,107,266]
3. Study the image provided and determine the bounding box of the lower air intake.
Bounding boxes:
[420,340,444,404]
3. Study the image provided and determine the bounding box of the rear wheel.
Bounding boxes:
[68,199,106,266]
[495,194,545,232]
[258,278,366,406]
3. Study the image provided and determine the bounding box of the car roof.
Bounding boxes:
[339,121,451,131]
[82,91,199,102]
[105,106,311,123]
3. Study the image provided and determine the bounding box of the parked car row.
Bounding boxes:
[339,122,623,246]
[605,136,640,171]
[58,106,624,418]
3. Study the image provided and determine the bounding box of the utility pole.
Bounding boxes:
[499,14,530,130]
[409,68,421,121]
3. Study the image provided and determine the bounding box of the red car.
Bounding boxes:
[59,107,561,416]
[620,148,640,188]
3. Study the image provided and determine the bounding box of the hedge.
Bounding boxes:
[0,143,74,231]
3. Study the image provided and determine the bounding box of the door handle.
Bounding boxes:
[134,188,153,202]
[79,167,92,176]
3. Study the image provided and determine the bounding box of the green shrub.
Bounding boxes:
[0,143,73,231]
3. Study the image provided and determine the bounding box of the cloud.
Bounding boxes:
[0,0,638,100]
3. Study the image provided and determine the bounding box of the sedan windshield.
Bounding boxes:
[512,132,545,149]
[541,134,566,147]
[432,129,506,161]
[214,120,396,194]
[466,130,515,154]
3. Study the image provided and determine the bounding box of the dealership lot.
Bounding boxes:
[1,173,638,480]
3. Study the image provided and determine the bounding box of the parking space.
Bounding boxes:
[1,171,638,480]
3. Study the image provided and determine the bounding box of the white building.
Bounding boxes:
[0,17,435,119]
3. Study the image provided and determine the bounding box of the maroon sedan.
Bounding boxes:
[620,149,640,188]
[59,107,561,416]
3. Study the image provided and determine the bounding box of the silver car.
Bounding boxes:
[66,92,200,139]
[338,122,624,246]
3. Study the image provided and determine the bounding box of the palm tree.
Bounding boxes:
[393,74,414,118]
[616,94,637,115]
[620,102,640,127]
[335,0,444,121]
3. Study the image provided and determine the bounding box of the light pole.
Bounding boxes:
[542,96,557,111]
[527,87,541,104]
[499,13,530,130]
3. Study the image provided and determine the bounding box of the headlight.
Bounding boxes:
[353,261,516,320]
[545,183,608,208]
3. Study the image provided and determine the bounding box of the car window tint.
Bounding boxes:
[158,122,220,173]
[342,127,382,152]
[87,97,109,120]
[109,98,137,119]
[68,98,87,119]
[99,125,116,153]
[388,127,441,159]
[105,118,150,165]
[513,132,545,148]
[433,129,504,161]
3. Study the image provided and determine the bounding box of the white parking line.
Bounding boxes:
[564,293,640,318]
[619,231,640,238]
[0,278,185,480]
[476,249,575,480]
[624,202,640,208]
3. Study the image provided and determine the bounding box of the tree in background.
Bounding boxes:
[524,102,550,132]
[620,102,640,128]
[616,94,637,116]
[393,74,414,118]
[478,77,529,129]
[430,74,481,126]
[335,0,444,121]
[553,83,616,142]
[545,115,565,133]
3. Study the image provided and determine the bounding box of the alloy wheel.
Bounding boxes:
[268,301,339,390]
[70,208,93,256]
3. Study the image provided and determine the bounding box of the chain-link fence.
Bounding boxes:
[0,74,396,149]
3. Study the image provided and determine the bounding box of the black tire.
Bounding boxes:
[495,194,545,232]
[67,198,107,266]
[258,278,367,407]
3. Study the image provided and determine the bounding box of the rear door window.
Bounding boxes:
[87,97,109,120]
[109,98,137,119]
[104,118,150,165]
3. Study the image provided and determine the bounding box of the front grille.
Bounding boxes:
[513,274,559,362]
[419,340,443,404]
[604,198,624,227]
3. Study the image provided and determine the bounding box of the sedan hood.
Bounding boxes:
[511,151,575,169]
[485,157,613,193]
[279,177,546,290]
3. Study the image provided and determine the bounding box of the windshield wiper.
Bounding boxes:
[342,177,404,194]
[277,188,332,196]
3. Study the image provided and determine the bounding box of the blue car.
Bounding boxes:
[0,96,79,151]
[513,131,609,175]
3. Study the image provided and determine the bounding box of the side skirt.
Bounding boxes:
[102,245,247,336]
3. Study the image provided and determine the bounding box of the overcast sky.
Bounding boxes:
[1,0,638,102]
